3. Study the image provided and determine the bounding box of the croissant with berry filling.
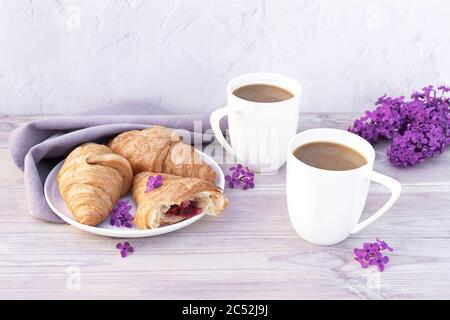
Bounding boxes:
[132,172,228,229]
[57,143,133,226]
[108,126,216,183]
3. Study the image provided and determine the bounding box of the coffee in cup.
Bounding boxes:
[292,141,368,171]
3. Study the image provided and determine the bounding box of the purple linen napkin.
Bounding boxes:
[9,114,217,223]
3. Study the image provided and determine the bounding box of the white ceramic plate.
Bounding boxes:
[44,149,225,238]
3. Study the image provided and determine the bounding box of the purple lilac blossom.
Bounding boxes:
[145,175,163,192]
[116,241,134,258]
[225,164,255,190]
[349,85,450,167]
[354,238,393,272]
[109,199,133,228]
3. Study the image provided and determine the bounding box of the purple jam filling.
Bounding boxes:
[165,200,204,219]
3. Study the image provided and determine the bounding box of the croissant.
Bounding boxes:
[108,126,216,183]
[132,172,228,229]
[57,143,133,226]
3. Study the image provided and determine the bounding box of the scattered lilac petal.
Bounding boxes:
[376,238,394,252]
[226,164,255,191]
[354,238,393,272]
[145,175,163,193]
[116,241,134,258]
[109,199,134,228]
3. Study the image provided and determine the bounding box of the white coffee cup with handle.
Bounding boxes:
[286,128,401,245]
[210,73,302,173]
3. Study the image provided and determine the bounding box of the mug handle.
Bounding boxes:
[350,171,401,234]
[210,105,242,157]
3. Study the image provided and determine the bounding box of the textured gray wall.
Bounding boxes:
[0,0,449,115]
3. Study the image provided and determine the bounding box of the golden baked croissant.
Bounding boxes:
[57,143,133,226]
[132,172,228,229]
[108,126,216,183]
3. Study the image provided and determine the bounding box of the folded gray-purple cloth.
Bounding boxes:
[9,114,217,223]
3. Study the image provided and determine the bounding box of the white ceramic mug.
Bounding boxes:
[286,128,401,245]
[210,73,302,173]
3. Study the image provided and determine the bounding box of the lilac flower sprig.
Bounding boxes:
[225,164,255,190]
[349,85,450,167]
[116,241,134,258]
[145,175,163,192]
[110,199,133,228]
[354,238,394,272]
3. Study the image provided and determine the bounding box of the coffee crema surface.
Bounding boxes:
[232,84,294,103]
[293,141,368,171]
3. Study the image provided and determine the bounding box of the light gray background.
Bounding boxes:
[1,0,449,115]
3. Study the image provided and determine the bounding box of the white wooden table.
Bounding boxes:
[1,114,449,300]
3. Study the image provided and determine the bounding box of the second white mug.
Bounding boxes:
[210,73,302,173]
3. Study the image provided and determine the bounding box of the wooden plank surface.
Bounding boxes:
[0,114,449,299]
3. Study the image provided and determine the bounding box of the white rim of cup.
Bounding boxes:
[287,128,376,175]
